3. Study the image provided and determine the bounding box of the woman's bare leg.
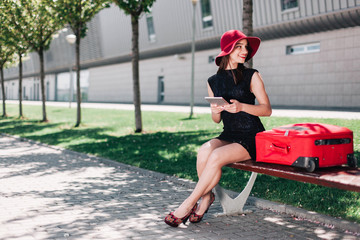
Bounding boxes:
[196,139,229,177]
[194,139,229,214]
[173,143,251,218]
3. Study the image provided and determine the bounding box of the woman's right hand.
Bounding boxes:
[210,104,224,114]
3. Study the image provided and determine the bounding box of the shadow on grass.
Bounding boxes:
[0,118,62,136]
[0,117,114,147]
[68,130,219,180]
[1,117,359,223]
[180,117,201,121]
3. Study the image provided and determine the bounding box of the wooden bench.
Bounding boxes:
[214,160,360,215]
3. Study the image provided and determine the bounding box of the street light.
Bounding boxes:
[189,0,198,118]
[66,34,76,108]
[66,34,76,44]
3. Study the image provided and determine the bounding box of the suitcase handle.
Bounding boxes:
[270,143,289,154]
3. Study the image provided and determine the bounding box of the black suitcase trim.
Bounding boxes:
[314,138,351,146]
[347,153,358,168]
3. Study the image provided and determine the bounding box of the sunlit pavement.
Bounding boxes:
[0,135,359,239]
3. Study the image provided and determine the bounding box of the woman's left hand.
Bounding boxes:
[223,99,244,113]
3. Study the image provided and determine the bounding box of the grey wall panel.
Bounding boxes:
[3,0,360,82]
[197,0,242,37]
[342,0,349,9]
[255,26,360,108]
[274,0,281,22]
[325,0,333,11]
[257,0,267,26]
[264,0,272,23]
[88,63,132,102]
[312,0,320,14]
[319,0,328,13]
[349,0,357,7]
[253,0,260,26]
[333,0,341,9]
[140,0,191,49]
[80,15,102,63]
[299,0,307,18]
[222,1,234,30]
[97,4,132,59]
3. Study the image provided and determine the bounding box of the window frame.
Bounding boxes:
[286,42,321,55]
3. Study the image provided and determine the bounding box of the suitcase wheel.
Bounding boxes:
[347,154,358,168]
[305,159,316,172]
[292,157,318,172]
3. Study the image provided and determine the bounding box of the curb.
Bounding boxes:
[1,133,360,235]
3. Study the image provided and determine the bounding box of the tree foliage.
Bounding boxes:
[1,2,31,118]
[0,5,17,117]
[6,0,64,53]
[47,0,109,127]
[47,0,109,39]
[4,0,66,122]
[112,0,154,18]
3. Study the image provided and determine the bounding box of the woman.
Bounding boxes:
[164,30,272,227]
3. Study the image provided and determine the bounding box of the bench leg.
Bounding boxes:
[214,172,258,215]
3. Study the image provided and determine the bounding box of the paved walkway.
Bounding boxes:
[1,135,359,240]
[6,100,360,119]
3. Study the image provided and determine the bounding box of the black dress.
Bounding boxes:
[207,67,265,160]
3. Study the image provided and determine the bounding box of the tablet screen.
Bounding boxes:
[204,97,229,106]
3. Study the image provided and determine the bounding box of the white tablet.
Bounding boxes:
[205,97,229,106]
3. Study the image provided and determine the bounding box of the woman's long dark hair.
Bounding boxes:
[216,44,253,85]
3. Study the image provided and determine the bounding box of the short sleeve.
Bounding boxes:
[243,69,258,90]
[207,74,217,94]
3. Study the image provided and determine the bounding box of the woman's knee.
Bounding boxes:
[206,149,224,169]
[197,141,214,159]
[197,139,226,167]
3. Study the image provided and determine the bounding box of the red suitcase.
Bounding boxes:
[256,123,357,172]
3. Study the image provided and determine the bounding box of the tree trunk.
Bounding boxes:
[38,48,48,122]
[0,65,6,117]
[242,0,254,68]
[131,14,142,133]
[75,31,81,127]
[18,52,23,118]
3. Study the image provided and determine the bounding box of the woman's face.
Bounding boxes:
[228,39,249,66]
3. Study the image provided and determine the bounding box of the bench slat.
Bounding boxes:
[227,160,360,192]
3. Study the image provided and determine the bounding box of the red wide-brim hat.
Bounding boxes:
[215,30,261,66]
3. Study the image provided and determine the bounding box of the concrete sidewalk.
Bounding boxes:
[0,135,359,240]
[6,100,360,119]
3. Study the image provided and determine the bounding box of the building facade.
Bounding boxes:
[3,0,360,109]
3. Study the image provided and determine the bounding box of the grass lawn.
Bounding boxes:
[1,103,360,223]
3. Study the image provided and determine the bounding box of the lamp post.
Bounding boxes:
[189,0,198,119]
[66,34,76,108]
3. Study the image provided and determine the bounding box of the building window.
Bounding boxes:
[286,42,320,55]
[146,14,156,43]
[46,82,50,101]
[208,55,215,63]
[281,0,298,11]
[158,76,164,103]
[23,86,26,99]
[56,70,89,102]
[200,0,213,29]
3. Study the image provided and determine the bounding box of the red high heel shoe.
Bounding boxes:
[164,203,198,227]
[189,192,215,223]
